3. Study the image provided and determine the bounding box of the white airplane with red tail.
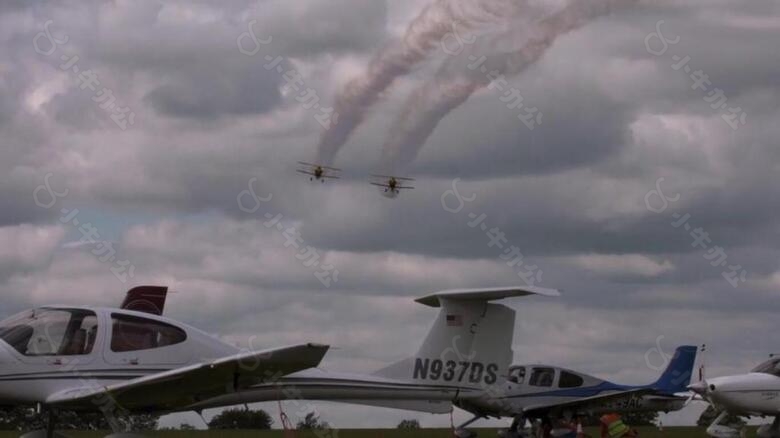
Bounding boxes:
[0,286,329,438]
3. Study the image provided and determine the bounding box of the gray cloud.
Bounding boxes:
[0,0,778,429]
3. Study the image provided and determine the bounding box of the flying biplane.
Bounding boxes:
[370,174,415,196]
[296,161,341,183]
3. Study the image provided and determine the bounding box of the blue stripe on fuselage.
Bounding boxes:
[502,381,643,400]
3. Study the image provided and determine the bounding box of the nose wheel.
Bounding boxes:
[706,411,744,438]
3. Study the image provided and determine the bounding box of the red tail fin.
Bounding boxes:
[121,285,169,315]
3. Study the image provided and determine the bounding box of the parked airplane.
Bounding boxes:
[0,287,330,438]
[478,345,697,434]
[689,355,780,438]
[181,286,696,437]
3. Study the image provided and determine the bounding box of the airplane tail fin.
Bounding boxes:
[120,285,169,316]
[373,286,559,389]
[651,345,699,394]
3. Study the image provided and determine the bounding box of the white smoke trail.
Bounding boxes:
[315,0,531,165]
[380,0,640,170]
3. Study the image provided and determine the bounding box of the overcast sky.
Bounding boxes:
[1,0,779,430]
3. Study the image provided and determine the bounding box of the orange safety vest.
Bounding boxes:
[600,414,630,438]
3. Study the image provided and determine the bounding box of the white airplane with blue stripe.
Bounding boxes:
[189,286,698,437]
[482,345,698,421]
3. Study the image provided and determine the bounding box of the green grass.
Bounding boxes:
[0,427,760,437]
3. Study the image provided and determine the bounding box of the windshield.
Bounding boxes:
[751,358,780,376]
[0,309,98,356]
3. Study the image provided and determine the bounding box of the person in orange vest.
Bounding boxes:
[599,414,638,438]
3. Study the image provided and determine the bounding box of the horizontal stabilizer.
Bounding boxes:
[415,286,560,307]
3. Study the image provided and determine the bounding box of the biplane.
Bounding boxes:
[296,161,341,183]
[370,174,415,196]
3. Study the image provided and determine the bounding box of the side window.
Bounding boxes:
[111,314,187,353]
[529,367,555,387]
[559,371,584,388]
[508,366,526,384]
[60,313,99,356]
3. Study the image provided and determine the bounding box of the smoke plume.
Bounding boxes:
[380,0,639,170]
[316,0,530,164]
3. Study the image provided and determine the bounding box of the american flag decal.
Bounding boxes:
[446,314,463,326]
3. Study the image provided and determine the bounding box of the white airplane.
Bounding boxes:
[180,286,697,437]
[689,355,780,438]
[0,286,330,438]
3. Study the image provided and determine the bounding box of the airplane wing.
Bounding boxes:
[370,182,391,188]
[521,388,657,418]
[46,343,329,413]
[370,174,415,181]
[296,169,317,176]
[335,399,452,414]
[297,162,341,172]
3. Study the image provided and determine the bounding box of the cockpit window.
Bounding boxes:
[0,309,98,356]
[751,358,780,376]
[508,366,526,384]
[111,314,187,352]
[529,367,555,387]
[559,371,584,388]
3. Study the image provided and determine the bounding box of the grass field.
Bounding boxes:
[0,427,755,437]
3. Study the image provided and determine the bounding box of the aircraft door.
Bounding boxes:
[103,313,191,366]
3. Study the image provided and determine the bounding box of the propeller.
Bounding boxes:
[686,380,709,406]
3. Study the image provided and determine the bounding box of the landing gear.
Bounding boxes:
[454,415,484,438]
[498,415,529,438]
[100,408,147,438]
[706,411,743,438]
[757,416,780,438]
[20,410,68,438]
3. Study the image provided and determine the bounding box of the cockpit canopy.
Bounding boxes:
[0,307,188,357]
[0,309,98,356]
[751,357,780,377]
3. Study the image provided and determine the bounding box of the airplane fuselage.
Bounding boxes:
[457,364,686,418]
[0,306,237,408]
[705,373,780,416]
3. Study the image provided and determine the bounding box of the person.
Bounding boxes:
[500,415,526,438]
[550,418,578,438]
[599,414,638,438]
